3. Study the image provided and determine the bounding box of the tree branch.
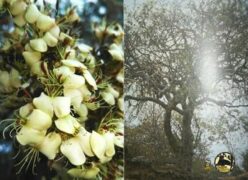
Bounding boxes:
[125,95,184,114]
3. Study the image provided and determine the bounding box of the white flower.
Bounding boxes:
[52,96,71,118]
[63,88,82,110]
[16,126,46,146]
[63,74,85,89]
[10,1,27,16]
[23,51,41,66]
[65,47,76,59]
[77,129,94,157]
[103,132,115,157]
[55,115,80,134]
[19,103,34,118]
[49,25,60,39]
[118,96,124,112]
[79,84,92,100]
[77,43,92,54]
[116,68,124,83]
[106,85,119,98]
[108,44,124,62]
[83,70,97,90]
[9,68,21,88]
[62,59,87,69]
[53,66,75,81]
[25,4,41,23]
[101,91,115,105]
[114,135,124,148]
[60,137,86,165]
[33,92,53,118]
[36,14,55,31]
[90,131,106,160]
[75,104,88,119]
[13,13,26,27]
[38,132,62,160]
[30,61,47,76]
[43,32,58,47]
[26,109,52,131]
[30,38,48,52]
[68,166,100,179]
[0,71,11,92]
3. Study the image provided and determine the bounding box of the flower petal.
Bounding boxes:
[43,32,58,47]
[36,14,55,31]
[68,167,100,179]
[38,132,62,160]
[53,96,71,118]
[25,4,41,23]
[30,38,47,52]
[83,70,97,90]
[16,126,46,146]
[60,137,85,165]
[77,129,94,157]
[62,59,87,69]
[23,51,41,66]
[103,132,115,157]
[26,109,52,131]
[33,92,53,118]
[63,74,85,89]
[63,88,82,110]
[19,103,33,118]
[90,131,106,160]
[101,91,115,105]
[55,115,80,134]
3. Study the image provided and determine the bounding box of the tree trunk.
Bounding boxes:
[180,107,194,173]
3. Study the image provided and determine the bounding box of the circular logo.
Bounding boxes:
[214,152,235,173]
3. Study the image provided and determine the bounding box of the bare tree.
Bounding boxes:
[125,0,248,174]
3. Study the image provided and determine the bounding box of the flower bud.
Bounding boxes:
[13,13,26,27]
[36,14,55,31]
[16,126,46,146]
[33,92,53,118]
[55,115,80,134]
[53,66,75,81]
[63,88,82,110]
[90,131,106,160]
[106,85,119,98]
[77,43,92,54]
[62,59,87,69]
[0,71,11,91]
[38,132,62,160]
[60,137,86,165]
[63,74,85,89]
[23,51,41,66]
[10,1,27,16]
[19,103,34,118]
[30,38,47,52]
[77,129,94,157]
[108,44,124,61]
[26,109,52,131]
[53,96,71,118]
[103,132,115,157]
[68,167,100,179]
[116,68,124,83]
[9,68,21,88]
[30,61,47,76]
[75,104,88,119]
[43,32,58,47]
[25,4,41,23]
[49,25,60,38]
[118,96,124,112]
[83,70,97,90]
[101,91,115,105]
[114,135,124,148]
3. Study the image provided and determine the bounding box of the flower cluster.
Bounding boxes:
[0,0,123,179]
